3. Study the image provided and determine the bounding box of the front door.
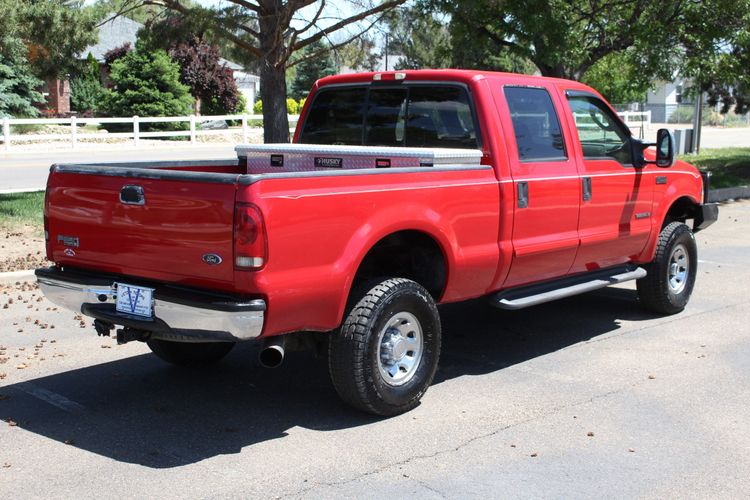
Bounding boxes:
[500,86,581,288]
[563,92,653,273]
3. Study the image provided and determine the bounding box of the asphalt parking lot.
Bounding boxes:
[1,200,749,499]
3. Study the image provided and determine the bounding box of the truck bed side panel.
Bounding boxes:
[239,167,501,336]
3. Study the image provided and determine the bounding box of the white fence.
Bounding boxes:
[1,114,301,151]
[2,109,653,151]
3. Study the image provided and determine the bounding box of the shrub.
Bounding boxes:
[253,99,263,114]
[298,97,306,112]
[286,98,299,115]
[667,106,694,124]
[169,39,241,115]
[102,48,193,131]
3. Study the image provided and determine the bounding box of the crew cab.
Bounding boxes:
[36,70,718,415]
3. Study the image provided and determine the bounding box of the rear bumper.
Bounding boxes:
[35,267,265,342]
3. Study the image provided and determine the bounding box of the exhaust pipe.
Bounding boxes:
[258,335,286,368]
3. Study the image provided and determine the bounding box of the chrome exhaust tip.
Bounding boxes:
[258,335,285,368]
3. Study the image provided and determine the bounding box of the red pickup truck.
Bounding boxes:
[36,70,717,415]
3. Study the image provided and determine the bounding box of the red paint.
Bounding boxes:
[45,70,706,337]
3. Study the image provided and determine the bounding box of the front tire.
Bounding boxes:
[146,339,235,368]
[328,278,441,416]
[637,222,698,314]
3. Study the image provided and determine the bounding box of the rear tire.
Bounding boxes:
[637,222,697,314]
[328,278,441,416]
[146,339,235,368]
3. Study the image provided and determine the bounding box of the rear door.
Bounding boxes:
[46,168,238,289]
[498,85,581,287]
[562,91,653,272]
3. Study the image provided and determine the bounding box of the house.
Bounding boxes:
[644,76,694,123]
[45,15,259,115]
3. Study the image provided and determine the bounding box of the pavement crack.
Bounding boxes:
[278,388,624,499]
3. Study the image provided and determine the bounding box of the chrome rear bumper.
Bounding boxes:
[36,268,265,342]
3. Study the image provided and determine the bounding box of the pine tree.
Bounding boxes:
[0,39,43,117]
[103,47,194,130]
[291,41,336,101]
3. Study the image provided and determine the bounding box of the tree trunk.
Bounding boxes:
[260,60,290,143]
[258,5,290,144]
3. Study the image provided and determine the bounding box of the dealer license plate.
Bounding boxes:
[115,283,154,318]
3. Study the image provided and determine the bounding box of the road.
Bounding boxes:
[1,201,749,499]
[0,145,238,192]
[2,126,749,192]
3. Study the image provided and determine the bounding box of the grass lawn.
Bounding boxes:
[679,147,750,188]
[0,191,45,229]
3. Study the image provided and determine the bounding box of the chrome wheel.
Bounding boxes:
[377,311,423,386]
[668,243,689,293]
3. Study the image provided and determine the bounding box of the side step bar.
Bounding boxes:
[490,265,647,310]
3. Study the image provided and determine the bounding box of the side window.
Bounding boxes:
[504,86,567,162]
[567,96,633,165]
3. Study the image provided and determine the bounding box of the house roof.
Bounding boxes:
[82,15,142,62]
[81,15,257,79]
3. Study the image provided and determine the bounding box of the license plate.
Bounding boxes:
[115,283,154,318]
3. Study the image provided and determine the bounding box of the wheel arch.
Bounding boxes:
[349,229,450,301]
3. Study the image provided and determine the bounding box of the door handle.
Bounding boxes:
[120,185,145,205]
[517,182,528,208]
[582,177,592,201]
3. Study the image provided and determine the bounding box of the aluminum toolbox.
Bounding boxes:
[235,144,483,174]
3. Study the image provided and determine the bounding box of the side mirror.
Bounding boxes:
[655,128,675,168]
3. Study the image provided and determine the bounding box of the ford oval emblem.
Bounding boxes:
[64,248,76,257]
[202,253,222,265]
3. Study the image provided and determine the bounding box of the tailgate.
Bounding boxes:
[46,167,238,289]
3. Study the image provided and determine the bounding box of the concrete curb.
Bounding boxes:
[709,186,750,203]
[0,270,36,284]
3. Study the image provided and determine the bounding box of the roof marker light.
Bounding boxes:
[373,73,382,81]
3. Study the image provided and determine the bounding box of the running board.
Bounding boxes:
[490,265,647,310]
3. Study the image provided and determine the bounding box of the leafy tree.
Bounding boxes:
[169,38,241,115]
[385,7,451,70]
[71,53,107,114]
[429,0,748,87]
[291,41,336,100]
[21,0,100,79]
[580,52,649,104]
[103,43,133,70]
[335,35,380,72]
[103,47,194,129]
[126,0,406,142]
[692,11,750,115]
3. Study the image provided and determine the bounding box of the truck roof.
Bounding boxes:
[314,69,595,94]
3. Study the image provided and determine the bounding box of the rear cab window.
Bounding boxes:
[503,86,567,162]
[299,84,480,149]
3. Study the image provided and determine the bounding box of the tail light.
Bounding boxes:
[233,203,267,270]
[43,189,52,260]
